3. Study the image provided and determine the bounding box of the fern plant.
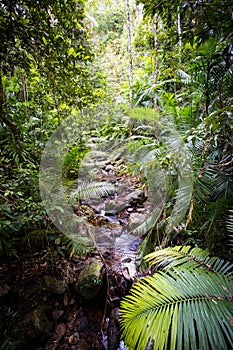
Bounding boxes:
[120,245,233,350]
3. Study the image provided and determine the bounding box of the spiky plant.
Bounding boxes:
[120,245,233,350]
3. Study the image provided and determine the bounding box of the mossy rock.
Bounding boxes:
[20,308,51,340]
[43,275,66,295]
[75,259,104,301]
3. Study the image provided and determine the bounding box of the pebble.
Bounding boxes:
[127,207,134,212]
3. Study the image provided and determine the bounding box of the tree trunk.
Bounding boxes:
[153,13,159,112]
[177,9,182,51]
[125,0,134,134]
[126,0,133,110]
[0,71,21,152]
[135,3,142,31]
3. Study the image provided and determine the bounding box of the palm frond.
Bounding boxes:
[178,69,192,85]
[120,268,233,350]
[166,182,193,234]
[227,210,233,249]
[145,245,233,275]
[69,181,115,201]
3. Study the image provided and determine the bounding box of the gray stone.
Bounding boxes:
[105,199,128,214]
[124,189,145,204]
[106,164,114,171]
[127,212,147,231]
[105,189,145,215]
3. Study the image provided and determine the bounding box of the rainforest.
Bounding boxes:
[0,1,232,349]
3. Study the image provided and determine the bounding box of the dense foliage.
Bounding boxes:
[0,0,232,348]
[0,0,97,257]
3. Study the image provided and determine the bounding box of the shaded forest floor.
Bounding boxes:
[0,158,147,350]
[0,249,131,350]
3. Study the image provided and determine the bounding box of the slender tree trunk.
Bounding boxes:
[153,13,159,112]
[174,8,182,93]
[177,9,182,51]
[205,61,210,115]
[125,0,134,134]
[135,3,142,31]
[22,76,28,103]
[0,70,21,151]
[0,70,4,117]
[126,0,133,110]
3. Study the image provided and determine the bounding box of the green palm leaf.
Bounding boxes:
[145,245,233,275]
[120,269,233,350]
[227,210,233,249]
[69,181,115,201]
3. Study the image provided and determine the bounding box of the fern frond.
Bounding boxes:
[166,182,193,234]
[120,269,233,350]
[145,245,233,275]
[69,181,115,201]
[129,107,158,122]
[65,234,93,257]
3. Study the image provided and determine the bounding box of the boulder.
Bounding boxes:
[20,308,51,340]
[105,189,145,215]
[43,275,66,295]
[75,260,104,301]
[127,212,147,231]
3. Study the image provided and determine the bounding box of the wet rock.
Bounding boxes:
[76,339,89,350]
[106,164,114,171]
[126,207,134,213]
[83,199,105,213]
[43,275,66,295]
[105,189,145,215]
[127,212,147,231]
[105,199,127,215]
[136,207,146,213]
[75,259,104,301]
[124,189,145,205]
[20,308,51,340]
[108,308,120,350]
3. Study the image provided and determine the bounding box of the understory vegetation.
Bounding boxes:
[0,0,232,349]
